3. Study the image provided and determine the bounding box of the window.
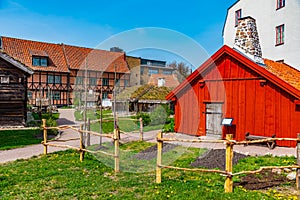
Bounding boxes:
[235,9,242,27]
[0,76,9,84]
[102,78,109,86]
[124,79,129,87]
[28,91,33,99]
[48,75,54,84]
[32,57,48,66]
[148,69,158,75]
[76,77,83,85]
[276,24,284,45]
[102,92,108,99]
[163,70,172,75]
[277,0,285,9]
[48,75,61,84]
[53,92,60,100]
[89,77,97,86]
[55,75,61,84]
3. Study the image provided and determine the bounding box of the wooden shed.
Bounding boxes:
[166,46,300,147]
[0,52,33,126]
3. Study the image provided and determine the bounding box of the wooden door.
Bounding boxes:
[206,103,223,137]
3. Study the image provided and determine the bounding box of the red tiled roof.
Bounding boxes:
[62,44,129,73]
[148,74,180,88]
[1,36,129,73]
[1,36,69,73]
[264,59,300,91]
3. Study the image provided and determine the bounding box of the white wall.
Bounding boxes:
[223,0,300,69]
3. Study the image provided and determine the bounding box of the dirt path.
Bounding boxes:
[0,109,297,164]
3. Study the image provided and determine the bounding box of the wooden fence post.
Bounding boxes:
[79,124,84,162]
[225,134,233,193]
[156,132,163,183]
[296,133,300,190]
[42,119,47,155]
[114,128,120,173]
[87,118,91,146]
[139,117,143,141]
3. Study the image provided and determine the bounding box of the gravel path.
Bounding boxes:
[0,109,297,164]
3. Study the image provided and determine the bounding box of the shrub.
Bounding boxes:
[134,112,150,126]
[163,118,174,132]
[150,105,168,126]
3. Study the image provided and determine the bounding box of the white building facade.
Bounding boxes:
[223,0,300,69]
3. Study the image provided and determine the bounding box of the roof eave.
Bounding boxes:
[0,52,34,75]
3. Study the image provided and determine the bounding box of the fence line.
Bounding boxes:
[156,132,300,193]
[41,119,120,172]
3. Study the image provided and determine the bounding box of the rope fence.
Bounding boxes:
[156,132,300,193]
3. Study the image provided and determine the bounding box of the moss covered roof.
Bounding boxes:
[116,84,171,101]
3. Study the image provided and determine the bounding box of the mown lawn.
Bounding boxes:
[0,129,41,150]
[0,141,297,199]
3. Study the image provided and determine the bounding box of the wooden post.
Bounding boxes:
[296,133,300,190]
[114,128,120,173]
[42,119,47,155]
[139,117,143,141]
[225,134,233,193]
[87,118,90,146]
[79,124,84,162]
[156,132,163,183]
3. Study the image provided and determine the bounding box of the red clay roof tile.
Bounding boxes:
[1,36,129,74]
[264,59,300,91]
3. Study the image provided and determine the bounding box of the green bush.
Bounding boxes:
[149,105,168,126]
[45,117,58,135]
[134,112,150,126]
[163,118,174,132]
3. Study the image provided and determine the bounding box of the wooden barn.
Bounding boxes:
[166,46,300,147]
[0,52,33,126]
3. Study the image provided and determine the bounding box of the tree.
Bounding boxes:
[168,61,191,83]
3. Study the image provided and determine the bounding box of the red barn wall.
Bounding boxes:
[175,55,300,147]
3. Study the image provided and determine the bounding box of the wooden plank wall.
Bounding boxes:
[176,55,300,147]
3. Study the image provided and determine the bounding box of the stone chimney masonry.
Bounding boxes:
[234,16,264,65]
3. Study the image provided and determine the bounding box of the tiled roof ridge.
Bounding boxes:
[2,36,125,56]
[264,58,300,72]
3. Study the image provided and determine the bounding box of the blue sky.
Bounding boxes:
[0,0,236,68]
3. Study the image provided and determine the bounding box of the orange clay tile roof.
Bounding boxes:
[264,58,300,91]
[62,44,129,73]
[1,36,129,73]
[148,74,180,88]
[1,36,69,73]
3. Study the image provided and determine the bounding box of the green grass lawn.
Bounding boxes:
[0,129,42,150]
[0,141,297,199]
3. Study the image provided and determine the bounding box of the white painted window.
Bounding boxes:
[0,76,9,84]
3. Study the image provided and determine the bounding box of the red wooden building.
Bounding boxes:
[166,46,300,147]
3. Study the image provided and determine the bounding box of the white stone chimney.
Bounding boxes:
[234,17,264,64]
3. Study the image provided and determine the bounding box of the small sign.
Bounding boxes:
[221,118,234,126]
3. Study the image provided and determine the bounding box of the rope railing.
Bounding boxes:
[156,132,300,193]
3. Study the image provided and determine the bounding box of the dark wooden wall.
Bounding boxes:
[0,59,28,126]
[174,55,300,147]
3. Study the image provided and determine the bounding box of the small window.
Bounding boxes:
[276,24,284,45]
[32,57,48,66]
[89,77,97,86]
[76,77,83,85]
[1,76,9,84]
[28,91,33,99]
[277,0,285,9]
[124,79,129,87]
[235,9,242,27]
[55,75,61,84]
[148,69,158,75]
[53,92,60,100]
[102,92,108,99]
[102,78,109,86]
[48,75,54,84]
[163,70,172,75]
